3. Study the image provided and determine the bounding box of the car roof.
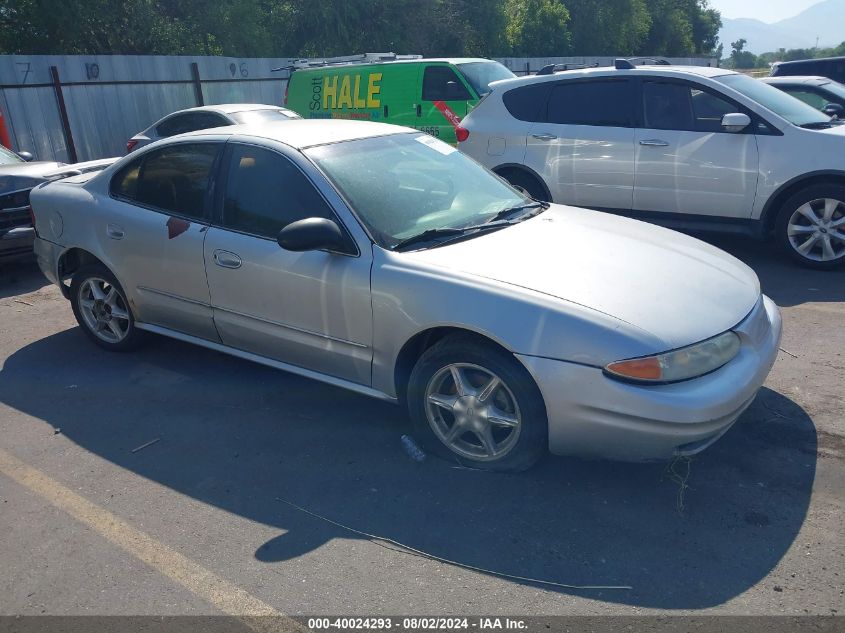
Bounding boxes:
[292,58,494,73]
[488,64,734,92]
[775,56,845,66]
[761,75,831,86]
[182,119,413,149]
[167,103,289,117]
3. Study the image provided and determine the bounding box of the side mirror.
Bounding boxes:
[277,217,349,253]
[721,113,751,133]
[822,102,844,119]
[16,151,34,162]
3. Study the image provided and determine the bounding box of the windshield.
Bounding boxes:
[821,80,845,101]
[0,145,23,166]
[457,62,516,96]
[306,133,529,249]
[229,108,301,125]
[716,74,831,126]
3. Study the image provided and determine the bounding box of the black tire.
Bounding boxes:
[69,264,144,352]
[407,334,548,472]
[775,183,845,270]
[499,169,550,202]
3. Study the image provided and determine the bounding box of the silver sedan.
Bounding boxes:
[31,120,782,471]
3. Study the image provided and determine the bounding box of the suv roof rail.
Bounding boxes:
[614,57,671,69]
[535,62,600,75]
[273,53,422,72]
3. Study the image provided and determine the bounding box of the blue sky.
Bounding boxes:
[708,0,820,22]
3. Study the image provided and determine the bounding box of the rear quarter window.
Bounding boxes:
[502,83,552,122]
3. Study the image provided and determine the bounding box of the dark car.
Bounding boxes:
[762,76,845,119]
[771,56,845,85]
[1,146,115,260]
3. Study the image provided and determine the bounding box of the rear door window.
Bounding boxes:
[422,66,472,101]
[220,144,333,239]
[546,80,634,127]
[110,143,220,220]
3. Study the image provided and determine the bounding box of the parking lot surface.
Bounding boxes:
[1,235,844,617]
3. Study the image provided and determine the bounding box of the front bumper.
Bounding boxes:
[517,295,782,462]
[0,226,35,260]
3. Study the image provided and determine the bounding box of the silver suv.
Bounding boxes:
[458,61,845,269]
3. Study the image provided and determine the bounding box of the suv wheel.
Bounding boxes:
[70,264,144,351]
[776,184,845,269]
[498,169,549,202]
[407,334,548,472]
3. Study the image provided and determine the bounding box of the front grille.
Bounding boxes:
[0,209,31,232]
[0,189,33,232]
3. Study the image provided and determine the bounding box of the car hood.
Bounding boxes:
[0,161,66,193]
[404,205,761,350]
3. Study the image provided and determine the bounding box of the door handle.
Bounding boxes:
[415,104,422,117]
[639,139,669,147]
[106,223,124,240]
[213,250,242,269]
[531,133,558,141]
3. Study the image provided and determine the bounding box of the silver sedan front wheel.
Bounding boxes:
[408,334,547,472]
[78,277,131,343]
[425,363,522,462]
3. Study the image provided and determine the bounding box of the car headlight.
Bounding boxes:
[604,331,741,384]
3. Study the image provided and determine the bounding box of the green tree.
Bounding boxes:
[564,0,650,55]
[505,0,570,56]
[727,38,759,69]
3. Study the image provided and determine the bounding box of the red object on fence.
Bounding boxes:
[0,107,12,149]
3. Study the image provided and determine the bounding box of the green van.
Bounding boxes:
[284,56,515,144]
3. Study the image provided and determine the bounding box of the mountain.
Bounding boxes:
[719,0,845,54]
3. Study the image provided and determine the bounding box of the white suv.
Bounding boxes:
[458,61,845,269]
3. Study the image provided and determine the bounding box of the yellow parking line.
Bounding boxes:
[0,448,303,632]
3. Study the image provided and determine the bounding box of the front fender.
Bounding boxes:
[370,248,665,397]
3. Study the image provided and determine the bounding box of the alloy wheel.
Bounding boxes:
[787,198,845,263]
[78,277,131,343]
[424,363,522,462]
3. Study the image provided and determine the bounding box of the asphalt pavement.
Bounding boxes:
[0,234,843,619]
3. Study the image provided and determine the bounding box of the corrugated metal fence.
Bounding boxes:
[0,54,717,163]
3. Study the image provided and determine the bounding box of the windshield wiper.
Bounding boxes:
[393,221,516,252]
[800,120,834,129]
[485,200,549,224]
[392,227,471,251]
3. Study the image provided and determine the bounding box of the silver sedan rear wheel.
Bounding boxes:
[786,198,845,263]
[70,264,143,352]
[425,363,522,462]
[78,277,132,343]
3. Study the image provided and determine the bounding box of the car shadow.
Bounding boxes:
[0,257,49,299]
[0,328,817,609]
[678,232,845,307]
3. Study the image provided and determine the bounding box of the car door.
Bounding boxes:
[418,64,474,144]
[203,141,373,385]
[104,141,222,340]
[522,78,636,210]
[633,79,760,219]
